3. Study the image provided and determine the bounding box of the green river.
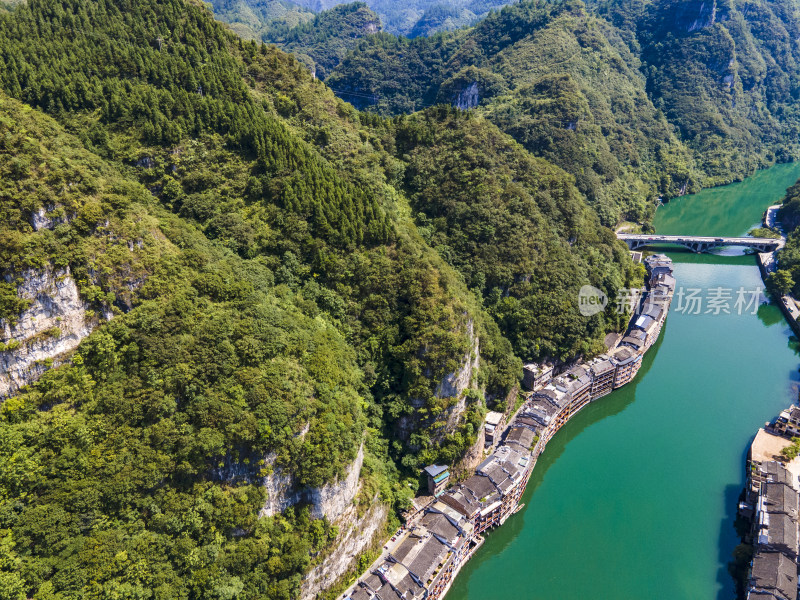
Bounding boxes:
[449,162,800,600]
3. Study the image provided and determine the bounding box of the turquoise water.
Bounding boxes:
[448,165,800,599]
[653,162,800,237]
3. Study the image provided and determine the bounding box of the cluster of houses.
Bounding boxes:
[347,421,537,600]
[742,410,800,599]
[522,253,675,443]
[344,255,675,600]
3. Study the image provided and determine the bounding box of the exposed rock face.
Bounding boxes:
[30,206,68,231]
[436,319,479,400]
[453,426,486,477]
[307,443,364,520]
[260,443,364,522]
[397,319,481,443]
[454,82,480,110]
[259,455,305,518]
[300,499,388,600]
[675,0,728,32]
[0,267,98,398]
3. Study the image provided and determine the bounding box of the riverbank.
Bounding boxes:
[758,205,800,336]
[447,163,800,600]
[737,409,800,599]
[342,255,676,600]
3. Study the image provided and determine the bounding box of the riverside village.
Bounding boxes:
[344,254,676,600]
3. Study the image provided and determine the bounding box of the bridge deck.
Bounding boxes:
[617,234,776,244]
[616,233,781,253]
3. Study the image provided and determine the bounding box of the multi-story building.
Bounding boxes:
[620,328,647,352]
[747,551,797,600]
[632,314,660,348]
[589,356,615,399]
[747,429,800,499]
[349,509,474,600]
[645,254,674,279]
[522,363,553,391]
[774,405,800,439]
[424,465,450,497]
[744,433,800,600]
[610,346,642,389]
[532,386,573,440]
[440,473,504,534]
[484,411,505,448]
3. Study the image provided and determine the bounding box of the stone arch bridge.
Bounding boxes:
[617,233,781,254]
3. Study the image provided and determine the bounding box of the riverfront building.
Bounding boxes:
[610,346,641,388]
[589,356,616,398]
[746,461,800,599]
[424,465,450,497]
[774,406,800,439]
[522,363,553,391]
[743,412,800,600]
[748,430,800,499]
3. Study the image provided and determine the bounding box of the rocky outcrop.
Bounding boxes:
[30,206,69,231]
[260,443,364,522]
[300,499,388,600]
[259,455,304,518]
[396,319,482,443]
[436,319,480,400]
[438,319,481,434]
[454,82,480,110]
[674,0,728,32]
[453,426,486,478]
[307,443,364,520]
[0,267,99,398]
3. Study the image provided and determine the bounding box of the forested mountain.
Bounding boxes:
[319,0,800,224]
[0,0,634,597]
[247,2,382,79]
[206,0,315,40]
[210,0,516,38]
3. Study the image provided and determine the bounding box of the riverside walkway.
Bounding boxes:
[617,233,781,253]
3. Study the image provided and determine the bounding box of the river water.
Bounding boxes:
[449,163,800,600]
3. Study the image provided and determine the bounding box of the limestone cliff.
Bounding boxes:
[436,319,480,401]
[300,499,388,600]
[0,267,101,398]
[397,318,481,444]
[260,443,364,521]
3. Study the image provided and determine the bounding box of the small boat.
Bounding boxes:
[513,504,525,514]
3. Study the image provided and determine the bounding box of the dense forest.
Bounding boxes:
[249,2,382,79]
[269,0,800,224]
[207,0,315,41]
[0,0,636,597]
[775,180,800,296]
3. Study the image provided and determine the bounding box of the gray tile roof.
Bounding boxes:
[763,482,799,519]
[759,511,798,554]
[505,426,536,450]
[407,536,449,585]
[750,551,797,600]
[763,462,794,487]
[420,512,460,545]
